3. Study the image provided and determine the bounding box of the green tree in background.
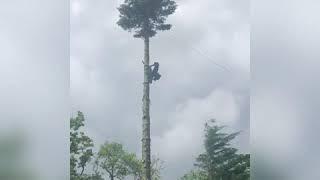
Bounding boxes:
[70,111,94,180]
[117,1,177,179]
[125,153,143,180]
[195,120,240,180]
[95,142,137,180]
[94,142,165,180]
[128,155,164,180]
[69,111,165,180]
[180,120,250,180]
[227,154,250,180]
[179,170,207,180]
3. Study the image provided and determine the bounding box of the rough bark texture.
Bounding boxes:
[142,36,151,180]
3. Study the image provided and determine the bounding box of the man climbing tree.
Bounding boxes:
[117,1,177,180]
[149,62,161,83]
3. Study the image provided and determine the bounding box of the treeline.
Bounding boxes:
[70,112,250,180]
[70,111,162,180]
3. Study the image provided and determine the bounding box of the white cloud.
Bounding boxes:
[71,0,85,17]
[251,90,302,160]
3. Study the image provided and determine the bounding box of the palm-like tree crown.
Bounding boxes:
[117,0,177,38]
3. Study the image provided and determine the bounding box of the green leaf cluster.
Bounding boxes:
[117,0,177,38]
[70,111,94,180]
[179,170,208,180]
[181,120,250,180]
[95,142,140,180]
[95,142,164,180]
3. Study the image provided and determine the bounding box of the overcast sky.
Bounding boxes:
[70,0,249,179]
[0,1,69,180]
[251,1,320,179]
[1,0,319,180]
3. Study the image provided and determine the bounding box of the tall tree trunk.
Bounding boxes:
[142,36,151,180]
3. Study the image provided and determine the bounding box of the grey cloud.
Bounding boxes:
[252,0,320,179]
[0,0,69,180]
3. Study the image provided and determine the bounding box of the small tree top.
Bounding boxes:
[117,0,177,38]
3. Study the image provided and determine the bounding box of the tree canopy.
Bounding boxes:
[181,120,250,180]
[94,142,164,180]
[117,0,177,38]
[195,120,240,179]
[69,112,250,180]
[95,142,140,180]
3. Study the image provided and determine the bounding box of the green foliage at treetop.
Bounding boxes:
[117,0,177,38]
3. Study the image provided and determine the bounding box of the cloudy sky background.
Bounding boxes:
[71,0,249,179]
[0,1,69,180]
[252,0,320,179]
[2,0,319,180]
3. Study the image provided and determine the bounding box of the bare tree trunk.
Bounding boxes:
[142,36,151,180]
[80,165,85,176]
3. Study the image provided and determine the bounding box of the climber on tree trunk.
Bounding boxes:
[148,62,161,83]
